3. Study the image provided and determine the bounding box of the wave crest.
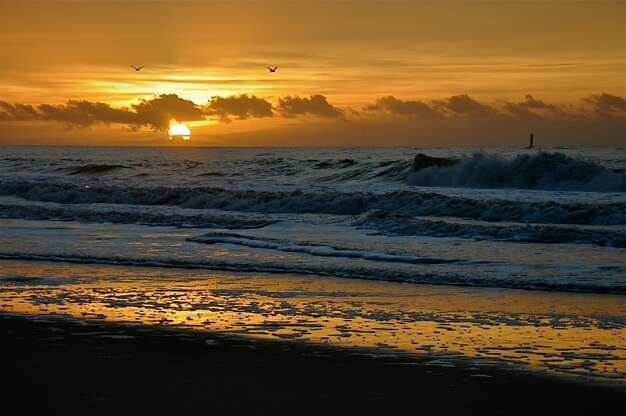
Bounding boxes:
[352,210,626,247]
[407,152,626,192]
[1,181,624,225]
[64,164,133,175]
[2,252,624,294]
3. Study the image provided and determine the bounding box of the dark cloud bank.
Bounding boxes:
[278,95,344,119]
[0,93,344,130]
[205,94,273,123]
[0,92,623,133]
[0,94,202,131]
[363,93,624,120]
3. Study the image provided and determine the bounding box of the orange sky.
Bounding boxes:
[0,0,624,146]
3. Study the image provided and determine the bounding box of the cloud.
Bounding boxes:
[0,100,131,128]
[362,94,501,119]
[37,100,139,128]
[2,92,624,138]
[503,95,562,119]
[204,94,273,123]
[583,93,626,117]
[131,94,204,130]
[363,96,443,119]
[434,94,499,117]
[0,94,205,130]
[360,93,625,122]
[0,102,41,121]
[277,95,344,118]
[67,101,137,125]
[36,103,97,128]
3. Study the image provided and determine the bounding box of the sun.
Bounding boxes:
[168,123,191,140]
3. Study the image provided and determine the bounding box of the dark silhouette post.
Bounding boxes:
[529,133,534,148]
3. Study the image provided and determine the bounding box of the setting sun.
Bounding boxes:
[168,123,191,140]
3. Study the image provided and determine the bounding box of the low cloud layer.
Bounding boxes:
[1,92,623,133]
[364,95,502,119]
[364,96,442,119]
[132,94,204,130]
[0,94,203,130]
[205,94,273,123]
[438,94,499,117]
[362,92,625,121]
[0,93,340,129]
[503,95,562,119]
[583,93,626,117]
[0,102,42,121]
[277,95,344,118]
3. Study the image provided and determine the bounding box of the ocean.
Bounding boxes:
[1,146,625,383]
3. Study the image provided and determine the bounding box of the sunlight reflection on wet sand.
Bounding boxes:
[1,260,624,383]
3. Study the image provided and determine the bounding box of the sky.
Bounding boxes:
[0,0,624,147]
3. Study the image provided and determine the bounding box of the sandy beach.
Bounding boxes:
[2,258,625,415]
[2,313,625,416]
[2,259,625,382]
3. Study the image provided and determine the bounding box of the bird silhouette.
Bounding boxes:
[130,65,144,71]
[268,66,277,72]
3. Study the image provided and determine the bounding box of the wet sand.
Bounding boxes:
[2,260,625,383]
[1,314,624,416]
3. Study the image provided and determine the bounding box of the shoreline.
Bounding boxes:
[1,258,625,385]
[2,313,625,416]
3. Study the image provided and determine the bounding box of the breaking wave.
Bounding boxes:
[1,251,623,294]
[63,164,134,176]
[352,210,626,247]
[3,151,623,190]
[1,181,624,225]
[2,200,622,246]
[0,202,276,229]
[187,232,465,264]
[407,152,626,192]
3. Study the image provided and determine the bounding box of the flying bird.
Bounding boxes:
[268,66,277,73]
[130,65,144,71]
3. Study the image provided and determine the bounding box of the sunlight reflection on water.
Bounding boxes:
[1,260,624,384]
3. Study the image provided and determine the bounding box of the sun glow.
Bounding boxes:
[168,123,191,140]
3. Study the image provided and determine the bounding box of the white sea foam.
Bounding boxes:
[0,198,276,229]
[187,232,462,264]
[2,249,623,294]
[407,152,626,192]
[1,146,624,295]
[1,181,623,225]
[352,210,626,247]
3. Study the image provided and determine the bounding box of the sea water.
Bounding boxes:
[1,146,624,382]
